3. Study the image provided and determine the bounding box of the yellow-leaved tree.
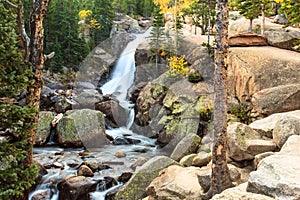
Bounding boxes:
[78,10,101,41]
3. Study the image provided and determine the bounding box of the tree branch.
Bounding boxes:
[3,0,18,9]
[4,0,30,62]
[44,52,55,61]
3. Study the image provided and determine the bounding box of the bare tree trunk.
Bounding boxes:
[200,0,233,199]
[248,18,253,32]
[261,4,265,35]
[211,0,233,194]
[21,0,51,199]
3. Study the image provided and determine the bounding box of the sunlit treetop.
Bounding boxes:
[153,0,198,14]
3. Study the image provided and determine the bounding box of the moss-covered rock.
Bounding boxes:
[114,156,178,200]
[227,122,276,161]
[170,134,201,162]
[35,111,54,146]
[56,109,108,148]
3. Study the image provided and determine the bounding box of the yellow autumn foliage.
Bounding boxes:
[78,10,101,30]
[78,10,93,20]
[168,56,189,76]
[154,0,198,14]
[89,19,102,29]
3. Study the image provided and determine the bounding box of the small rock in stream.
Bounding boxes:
[77,165,94,177]
[114,151,126,158]
[97,177,118,191]
[31,189,52,200]
[112,137,141,145]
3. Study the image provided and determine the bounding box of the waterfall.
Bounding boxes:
[101,27,152,128]
[30,28,155,200]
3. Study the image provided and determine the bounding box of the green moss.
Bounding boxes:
[57,117,79,141]
[229,103,251,124]
[235,126,249,149]
[152,84,166,99]
[188,73,203,83]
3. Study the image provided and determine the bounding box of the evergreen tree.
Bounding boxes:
[233,0,273,33]
[112,0,127,20]
[0,2,38,199]
[0,0,51,199]
[183,0,216,35]
[92,0,115,44]
[234,0,261,32]
[275,0,300,25]
[44,0,89,72]
[150,4,165,66]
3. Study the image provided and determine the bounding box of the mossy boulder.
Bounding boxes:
[56,109,108,148]
[35,111,54,145]
[170,134,201,162]
[227,122,276,161]
[114,156,178,200]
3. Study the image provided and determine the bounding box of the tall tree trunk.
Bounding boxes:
[22,0,51,199]
[248,18,253,32]
[211,0,233,194]
[261,4,265,35]
[200,0,233,199]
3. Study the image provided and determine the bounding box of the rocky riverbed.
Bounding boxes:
[30,13,300,200]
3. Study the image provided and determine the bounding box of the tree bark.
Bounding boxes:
[261,4,265,35]
[248,18,253,32]
[200,0,233,199]
[22,0,51,199]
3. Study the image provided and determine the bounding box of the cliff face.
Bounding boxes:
[228,46,300,103]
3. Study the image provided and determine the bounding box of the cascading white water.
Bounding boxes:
[30,28,156,200]
[101,27,152,129]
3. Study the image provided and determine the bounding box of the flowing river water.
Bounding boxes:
[29,28,159,200]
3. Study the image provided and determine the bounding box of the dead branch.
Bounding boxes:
[44,52,55,61]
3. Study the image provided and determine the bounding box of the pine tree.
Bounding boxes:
[1,0,51,199]
[44,0,89,72]
[183,0,216,35]
[92,0,115,44]
[236,0,260,32]
[150,4,165,66]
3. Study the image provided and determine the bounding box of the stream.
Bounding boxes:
[29,28,159,200]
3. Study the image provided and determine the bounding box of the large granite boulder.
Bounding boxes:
[247,135,300,200]
[227,122,276,161]
[134,72,210,155]
[228,47,300,102]
[229,13,299,49]
[134,63,169,86]
[72,89,103,109]
[56,109,108,148]
[146,165,204,200]
[251,84,300,116]
[212,183,275,200]
[178,37,215,85]
[36,111,54,145]
[114,156,178,200]
[265,29,300,51]
[95,99,128,127]
[273,116,300,148]
[229,33,268,47]
[249,110,300,138]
